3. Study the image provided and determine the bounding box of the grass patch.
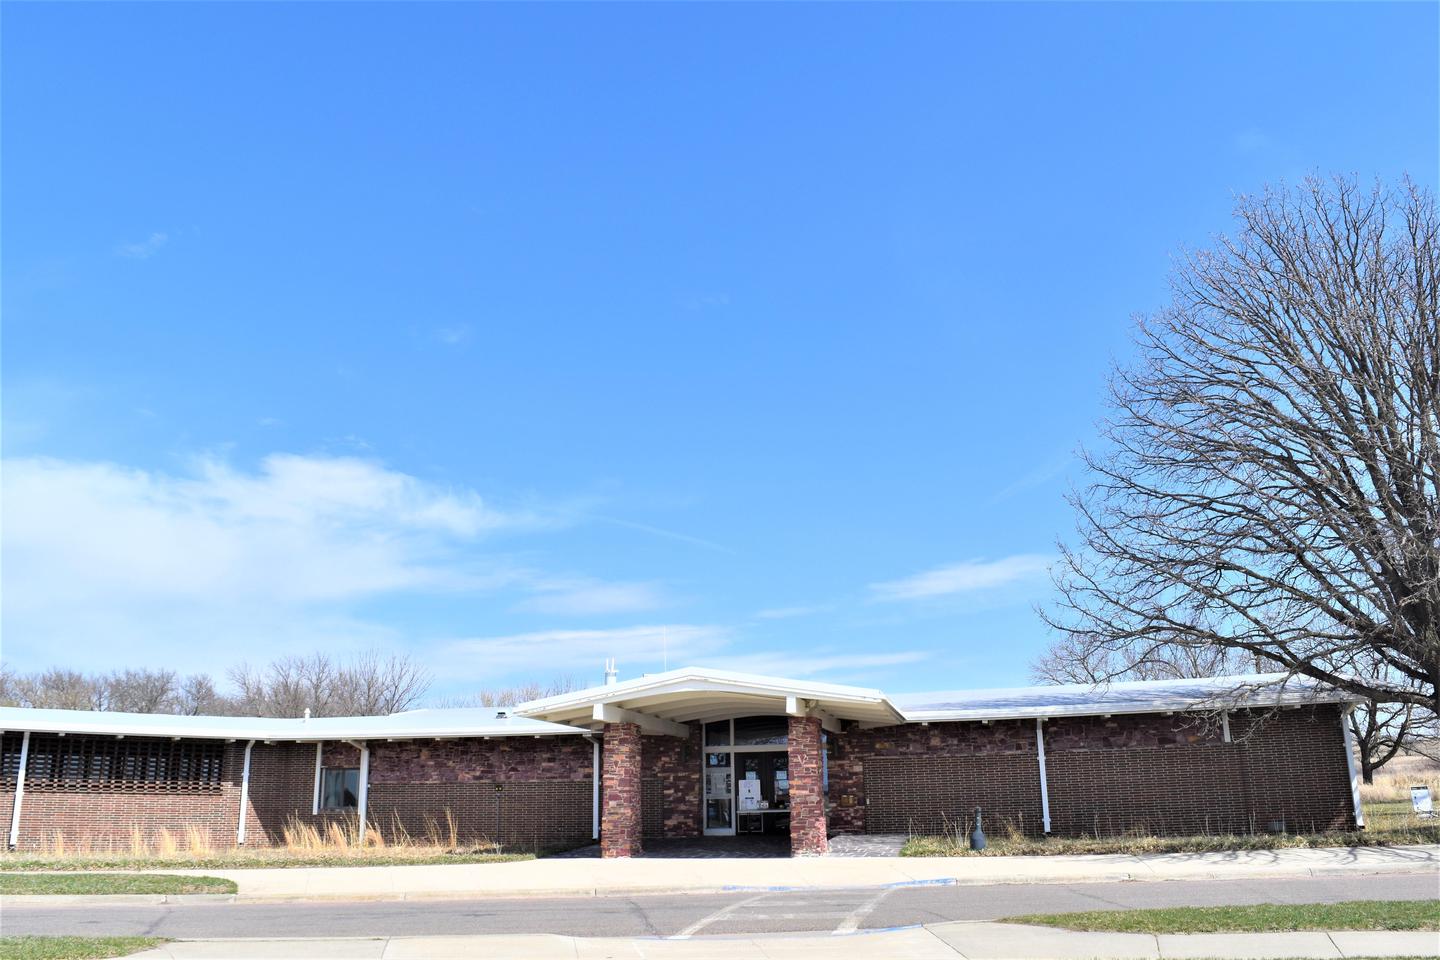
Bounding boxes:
[900,822,1440,857]
[1005,900,1440,934]
[0,849,533,872]
[0,937,165,960]
[901,794,1440,857]
[0,873,236,895]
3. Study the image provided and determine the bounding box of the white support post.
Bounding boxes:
[1221,711,1232,743]
[311,742,324,815]
[346,740,371,844]
[8,731,30,850]
[1340,707,1365,829]
[1035,718,1051,834]
[236,739,255,845]
[591,736,601,840]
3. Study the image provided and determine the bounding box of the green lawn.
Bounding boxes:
[0,873,236,896]
[0,938,165,960]
[1005,900,1440,934]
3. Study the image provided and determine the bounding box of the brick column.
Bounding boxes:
[788,715,827,856]
[600,722,643,858]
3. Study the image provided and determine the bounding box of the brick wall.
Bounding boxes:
[641,724,701,839]
[829,718,1038,835]
[1,740,254,851]
[832,705,1355,838]
[2,734,596,852]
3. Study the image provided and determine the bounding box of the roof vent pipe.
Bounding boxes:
[604,658,618,686]
[302,708,310,722]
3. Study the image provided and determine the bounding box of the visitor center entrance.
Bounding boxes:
[702,716,792,837]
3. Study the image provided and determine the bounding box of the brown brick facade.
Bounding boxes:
[788,715,827,855]
[829,706,1355,838]
[641,724,702,839]
[1,704,1356,853]
[600,722,643,857]
[3,735,596,852]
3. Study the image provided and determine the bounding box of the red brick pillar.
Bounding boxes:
[601,722,643,858]
[788,715,828,856]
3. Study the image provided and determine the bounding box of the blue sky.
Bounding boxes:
[3,3,1436,701]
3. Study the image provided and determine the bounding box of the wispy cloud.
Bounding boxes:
[445,624,728,675]
[869,554,1054,602]
[114,232,168,260]
[1,453,550,671]
[516,577,666,615]
[590,515,733,553]
[753,605,827,620]
[710,650,928,680]
[989,450,1074,504]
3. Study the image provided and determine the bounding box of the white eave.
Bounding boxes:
[0,706,592,742]
[514,666,907,733]
[894,673,1362,723]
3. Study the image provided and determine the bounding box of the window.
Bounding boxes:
[319,767,360,811]
[703,720,731,747]
[733,715,787,746]
[0,733,224,791]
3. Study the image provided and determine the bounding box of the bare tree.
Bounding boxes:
[227,650,431,717]
[104,669,180,713]
[4,649,431,718]
[8,668,105,710]
[1044,177,1440,717]
[175,674,231,716]
[1031,636,1246,685]
[333,649,432,715]
[435,675,580,708]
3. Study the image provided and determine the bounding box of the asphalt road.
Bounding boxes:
[4,873,1437,939]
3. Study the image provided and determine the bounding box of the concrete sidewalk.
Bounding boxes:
[124,922,1440,959]
[162,845,1440,901]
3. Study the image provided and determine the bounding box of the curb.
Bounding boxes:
[1,893,237,906]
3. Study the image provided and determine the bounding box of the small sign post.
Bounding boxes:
[1411,785,1433,818]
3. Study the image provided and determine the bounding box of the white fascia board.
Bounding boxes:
[900,689,1359,724]
[0,707,592,742]
[514,668,897,717]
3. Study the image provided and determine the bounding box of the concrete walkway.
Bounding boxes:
[124,922,1440,959]
[163,844,1440,901]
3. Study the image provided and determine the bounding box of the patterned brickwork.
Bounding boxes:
[827,719,1036,835]
[601,722,643,857]
[831,706,1355,839]
[640,725,701,839]
[2,735,598,851]
[787,716,827,856]
[1,742,257,851]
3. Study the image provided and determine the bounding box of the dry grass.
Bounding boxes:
[1358,752,1439,806]
[0,808,567,871]
[901,791,1440,858]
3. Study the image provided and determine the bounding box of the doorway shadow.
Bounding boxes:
[549,835,791,859]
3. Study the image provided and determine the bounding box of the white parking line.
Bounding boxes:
[832,888,893,935]
[670,893,771,939]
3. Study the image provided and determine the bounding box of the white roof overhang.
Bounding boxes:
[895,673,1363,724]
[513,667,907,734]
[0,706,591,742]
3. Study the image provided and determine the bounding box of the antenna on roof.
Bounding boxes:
[604,658,618,686]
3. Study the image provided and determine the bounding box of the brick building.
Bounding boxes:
[0,668,1365,857]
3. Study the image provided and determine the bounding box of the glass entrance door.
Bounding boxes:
[703,751,733,835]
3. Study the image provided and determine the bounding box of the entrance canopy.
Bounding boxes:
[514,666,906,736]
